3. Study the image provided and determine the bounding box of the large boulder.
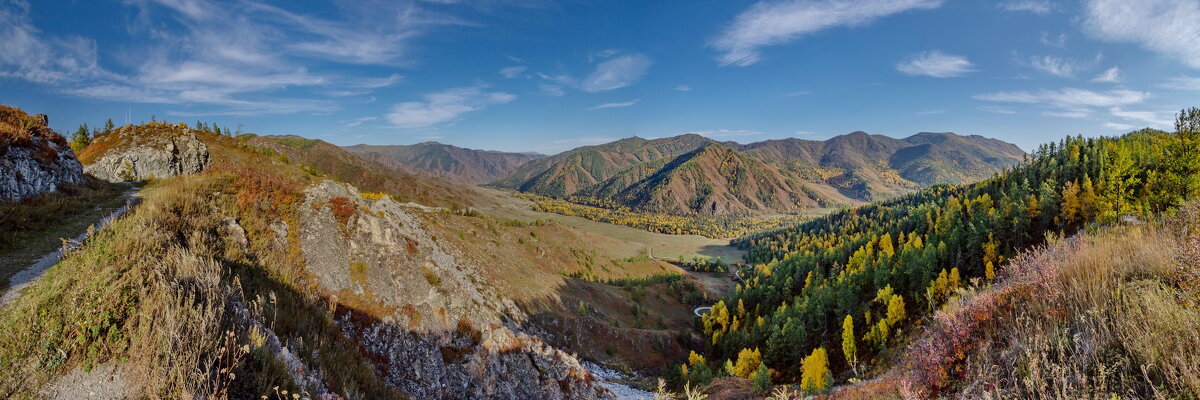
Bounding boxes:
[0,108,86,201]
[83,123,209,182]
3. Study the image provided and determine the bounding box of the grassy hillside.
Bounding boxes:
[0,120,727,397]
[243,135,489,209]
[672,109,1199,392]
[344,142,542,185]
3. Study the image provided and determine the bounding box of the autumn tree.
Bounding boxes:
[841,315,857,375]
[800,347,830,394]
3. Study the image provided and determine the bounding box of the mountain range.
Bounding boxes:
[486,131,1025,215]
[344,142,543,185]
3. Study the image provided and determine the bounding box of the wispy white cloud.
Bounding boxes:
[587,99,640,110]
[385,86,516,128]
[675,85,692,91]
[580,54,653,92]
[975,88,1149,119]
[710,0,943,67]
[1040,32,1067,48]
[1160,75,1200,90]
[1110,107,1172,128]
[999,0,1054,14]
[1092,66,1121,83]
[500,66,527,79]
[896,50,975,78]
[1104,122,1137,130]
[1029,55,1078,77]
[538,83,566,96]
[0,0,490,116]
[346,116,377,127]
[0,2,113,84]
[981,105,1017,114]
[1083,0,1200,69]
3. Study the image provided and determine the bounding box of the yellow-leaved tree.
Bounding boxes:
[842,315,857,375]
[729,347,762,379]
[800,347,830,394]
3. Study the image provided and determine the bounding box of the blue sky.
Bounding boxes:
[1,0,1198,154]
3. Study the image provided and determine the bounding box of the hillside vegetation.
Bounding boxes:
[243,135,489,209]
[344,142,542,185]
[494,132,1023,210]
[0,119,724,398]
[0,104,65,151]
[675,108,1200,394]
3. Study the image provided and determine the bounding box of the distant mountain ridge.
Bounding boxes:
[491,134,713,197]
[491,131,1025,216]
[344,142,543,185]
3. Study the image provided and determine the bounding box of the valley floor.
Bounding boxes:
[475,187,748,263]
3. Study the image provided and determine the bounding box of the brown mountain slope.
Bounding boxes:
[736,131,1025,200]
[497,132,1024,211]
[581,142,838,216]
[343,142,542,185]
[242,135,491,208]
[491,134,712,197]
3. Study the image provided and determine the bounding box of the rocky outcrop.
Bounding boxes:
[344,317,610,400]
[84,126,209,182]
[298,180,613,399]
[0,113,86,201]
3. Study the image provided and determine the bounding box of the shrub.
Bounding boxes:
[751,363,772,393]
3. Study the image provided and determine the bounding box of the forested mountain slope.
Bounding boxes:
[495,132,1024,217]
[576,142,839,216]
[344,142,542,185]
[674,109,1200,396]
[492,134,712,197]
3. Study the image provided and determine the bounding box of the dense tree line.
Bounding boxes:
[688,109,1200,387]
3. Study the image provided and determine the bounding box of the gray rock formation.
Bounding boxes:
[0,136,85,201]
[84,129,209,182]
[299,180,613,399]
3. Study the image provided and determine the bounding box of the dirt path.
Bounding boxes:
[1,188,141,305]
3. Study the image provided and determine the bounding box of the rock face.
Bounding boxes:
[84,126,209,182]
[298,181,613,399]
[0,110,86,201]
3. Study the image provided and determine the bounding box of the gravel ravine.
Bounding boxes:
[586,363,655,400]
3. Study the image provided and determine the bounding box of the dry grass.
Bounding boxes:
[0,170,402,399]
[0,177,126,252]
[891,204,1200,399]
[0,104,66,150]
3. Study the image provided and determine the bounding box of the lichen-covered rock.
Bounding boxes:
[299,180,613,399]
[0,109,85,201]
[83,124,209,182]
